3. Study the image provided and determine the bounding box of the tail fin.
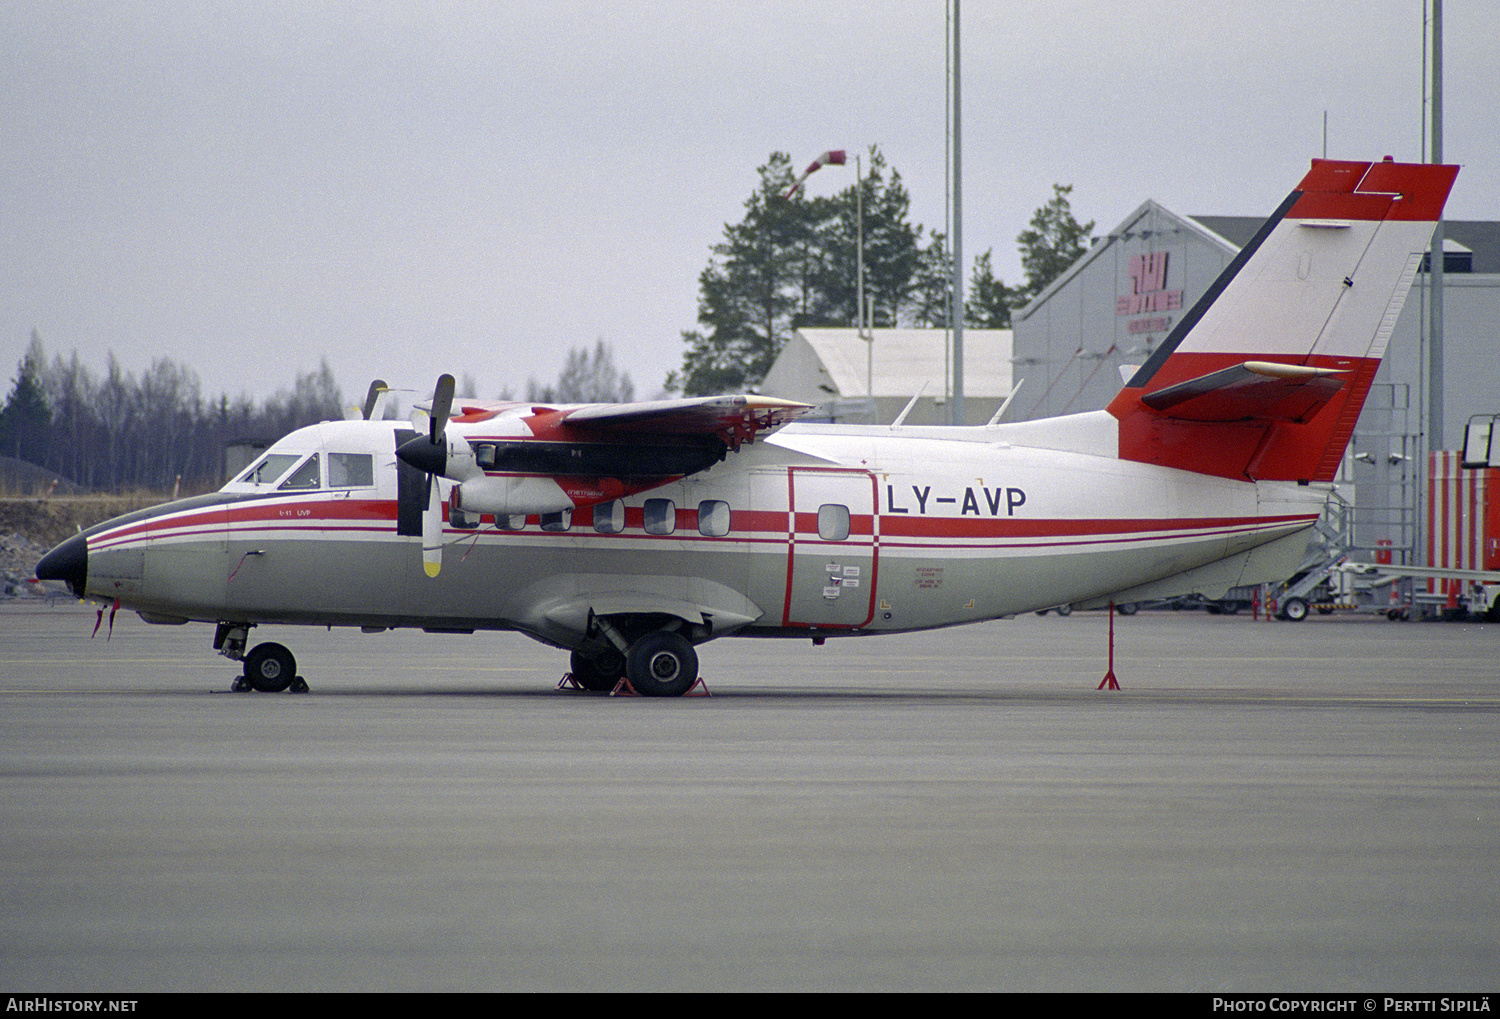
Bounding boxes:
[1107,158,1459,482]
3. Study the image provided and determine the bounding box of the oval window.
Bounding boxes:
[644,499,676,535]
[698,500,731,537]
[818,503,850,541]
[593,500,625,534]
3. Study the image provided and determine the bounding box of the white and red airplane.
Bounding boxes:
[37,157,1459,695]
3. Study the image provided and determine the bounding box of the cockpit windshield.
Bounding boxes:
[238,453,302,486]
[279,454,321,490]
[224,421,385,495]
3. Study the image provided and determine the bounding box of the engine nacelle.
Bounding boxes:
[453,475,573,516]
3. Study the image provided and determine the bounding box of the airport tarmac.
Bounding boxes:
[2,602,1498,992]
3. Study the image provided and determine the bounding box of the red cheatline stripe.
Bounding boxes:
[91,496,1314,556]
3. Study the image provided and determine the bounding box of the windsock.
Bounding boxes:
[783,150,847,198]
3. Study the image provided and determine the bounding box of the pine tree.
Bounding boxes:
[909,231,953,328]
[677,153,813,394]
[1015,184,1094,305]
[965,249,1014,329]
[0,331,50,463]
[673,148,928,396]
[553,339,635,403]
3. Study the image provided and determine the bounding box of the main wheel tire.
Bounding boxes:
[1281,597,1310,622]
[569,648,626,693]
[244,642,296,693]
[1115,602,1138,616]
[626,631,698,698]
[1056,603,1073,616]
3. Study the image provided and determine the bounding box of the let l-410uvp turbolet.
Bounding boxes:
[38,158,1459,695]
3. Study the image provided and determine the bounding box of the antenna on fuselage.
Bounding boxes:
[890,382,931,429]
[985,379,1024,427]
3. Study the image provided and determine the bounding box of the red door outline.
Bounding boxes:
[781,467,880,629]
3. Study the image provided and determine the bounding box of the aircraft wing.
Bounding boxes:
[558,394,811,449]
[397,391,814,526]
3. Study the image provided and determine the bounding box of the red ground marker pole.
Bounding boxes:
[1098,601,1121,690]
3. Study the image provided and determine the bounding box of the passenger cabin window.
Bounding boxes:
[328,452,374,488]
[818,503,850,541]
[698,500,731,537]
[540,509,572,532]
[475,444,497,469]
[241,453,300,486]
[643,499,676,535]
[593,500,624,534]
[279,454,321,490]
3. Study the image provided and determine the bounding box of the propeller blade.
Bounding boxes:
[430,373,455,445]
[422,477,443,578]
[412,373,456,578]
[362,379,389,421]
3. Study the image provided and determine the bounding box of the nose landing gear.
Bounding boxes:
[240,641,302,693]
[216,622,309,693]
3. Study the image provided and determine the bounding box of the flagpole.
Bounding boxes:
[950,0,964,426]
[858,153,870,399]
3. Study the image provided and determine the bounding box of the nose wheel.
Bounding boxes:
[233,641,307,693]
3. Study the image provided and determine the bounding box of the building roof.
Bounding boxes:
[784,328,1013,399]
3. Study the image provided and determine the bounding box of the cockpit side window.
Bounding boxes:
[240,453,300,486]
[279,454,321,490]
[328,452,374,488]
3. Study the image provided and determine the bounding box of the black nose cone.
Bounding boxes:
[396,434,447,476]
[36,532,88,599]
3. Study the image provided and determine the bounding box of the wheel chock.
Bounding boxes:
[606,675,711,697]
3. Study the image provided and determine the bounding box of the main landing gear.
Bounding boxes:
[568,617,703,697]
[568,647,627,692]
[215,622,309,694]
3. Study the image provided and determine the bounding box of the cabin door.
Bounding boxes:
[782,467,879,630]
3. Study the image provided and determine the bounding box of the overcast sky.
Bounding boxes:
[3,1,1496,408]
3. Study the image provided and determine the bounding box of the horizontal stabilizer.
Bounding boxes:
[1140,360,1348,423]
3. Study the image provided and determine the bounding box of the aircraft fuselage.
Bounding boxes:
[58,412,1322,653]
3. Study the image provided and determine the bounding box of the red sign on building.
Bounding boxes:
[1117,252,1184,321]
